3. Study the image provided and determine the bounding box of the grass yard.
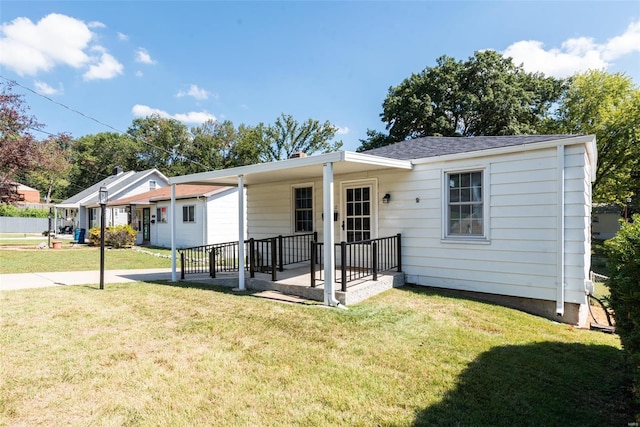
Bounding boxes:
[0,246,172,273]
[1,283,634,426]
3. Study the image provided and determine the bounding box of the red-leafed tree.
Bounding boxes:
[0,82,42,198]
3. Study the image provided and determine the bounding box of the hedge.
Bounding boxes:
[604,214,640,410]
[0,205,49,218]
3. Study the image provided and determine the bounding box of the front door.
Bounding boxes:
[343,185,372,242]
[143,208,150,242]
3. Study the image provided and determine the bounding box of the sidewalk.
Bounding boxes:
[0,268,174,291]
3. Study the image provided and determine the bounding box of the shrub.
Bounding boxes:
[0,204,49,218]
[604,214,640,407]
[107,225,137,249]
[88,227,101,246]
[88,225,137,248]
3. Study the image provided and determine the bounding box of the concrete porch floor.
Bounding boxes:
[179,263,405,305]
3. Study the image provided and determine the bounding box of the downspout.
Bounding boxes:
[237,174,246,290]
[323,162,343,308]
[556,145,565,316]
[171,184,177,282]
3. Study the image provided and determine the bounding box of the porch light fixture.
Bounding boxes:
[382,193,391,204]
[99,186,108,290]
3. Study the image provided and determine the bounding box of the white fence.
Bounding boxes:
[0,217,49,233]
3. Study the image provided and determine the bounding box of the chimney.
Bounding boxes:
[289,151,307,159]
[113,166,124,176]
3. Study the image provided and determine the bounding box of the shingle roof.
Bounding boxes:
[58,169,168,205]
[363,135,581,160]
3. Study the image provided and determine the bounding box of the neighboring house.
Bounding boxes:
[169,134,597,327]
[591,204,622,240]
[107,184,241,247]
[55,167,169,233]
[0,181,40,203]
[15,182,41,203]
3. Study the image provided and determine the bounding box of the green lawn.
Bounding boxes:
[1,283,634,426]
[0,246,172,273]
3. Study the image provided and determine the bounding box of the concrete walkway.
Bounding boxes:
[0,268,174,291]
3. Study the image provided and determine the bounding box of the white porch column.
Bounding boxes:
[237,174,246,290]
[323,162,339,306]
[171,184,177,282]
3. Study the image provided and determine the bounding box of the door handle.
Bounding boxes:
[341,220,345,230]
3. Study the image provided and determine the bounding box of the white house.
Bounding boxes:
[56,167,169,234]
[107,184,241,248]
[168,134,597,326]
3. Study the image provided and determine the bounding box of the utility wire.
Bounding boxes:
[1,75,210,172]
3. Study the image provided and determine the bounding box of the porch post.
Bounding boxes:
[171,184,177,282]
[237,174,246,290]
[323,162,339,306]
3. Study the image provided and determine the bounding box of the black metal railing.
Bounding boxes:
[178,241,251,280]
[179,232,317,281]
[311,234,401,291]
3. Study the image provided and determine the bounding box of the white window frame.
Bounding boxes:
[442,167,490,243]
[291,183,314,233]
[149,180,157,190]
[182,205,196,223]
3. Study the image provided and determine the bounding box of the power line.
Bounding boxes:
[0,75,210,171]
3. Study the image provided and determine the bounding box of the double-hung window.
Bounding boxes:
[183,205,195,223]
[446,170,484,238]
[293,186,313,232]
[157,207,168,223]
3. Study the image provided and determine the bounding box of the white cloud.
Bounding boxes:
[132,104,217,124]
[135,47,156,64]
[0,14,93,75]
[336,126,350,135]
[0,13,125,81]
[135,70,143,77]
[34,80,63,95]
[117,32,128,41]
[83,50,124,80]
[503,19,640,78]
[603,20,640,61]
[176,84,211,100]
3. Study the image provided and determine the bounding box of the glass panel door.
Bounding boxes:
[143,208,150,242]
[344,186,371,242]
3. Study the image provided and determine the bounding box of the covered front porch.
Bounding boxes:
[168,150,413,307]
[177,232,405,304]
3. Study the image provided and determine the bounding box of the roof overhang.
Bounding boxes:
[169,151,413,186]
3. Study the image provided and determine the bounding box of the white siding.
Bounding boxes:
[206,188,242,244]
[244,142,592,306]
[155,199,205,248]
[152,188,242,248]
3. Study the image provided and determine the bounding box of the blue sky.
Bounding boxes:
[1,1,639,151]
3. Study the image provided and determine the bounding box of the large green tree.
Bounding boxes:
[546,70,640,206]
[258,114,342,162]
[64,132,141,198]
[127,115,194,176]
[25,133,73,202]
[358,50,565,150]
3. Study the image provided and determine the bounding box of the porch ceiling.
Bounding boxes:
[169,151,413,186]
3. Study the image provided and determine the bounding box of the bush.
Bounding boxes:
[0,204,49,218]
[107,225,137,249]
[88,227,101,246]
[604,214,640,408]
[88,225,137,248]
